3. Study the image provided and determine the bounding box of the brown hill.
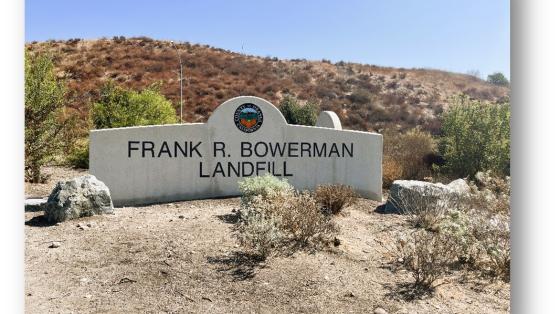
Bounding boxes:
[26,37,509,133]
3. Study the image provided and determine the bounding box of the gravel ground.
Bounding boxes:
[25,167,510,313]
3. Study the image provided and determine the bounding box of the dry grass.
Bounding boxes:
[25,167,511,313]
[382,127,437,187]
[314,184,358,215]
[27,38,509,135]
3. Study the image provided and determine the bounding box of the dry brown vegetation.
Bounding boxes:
[26,37,509,136]
[25,167,510,313]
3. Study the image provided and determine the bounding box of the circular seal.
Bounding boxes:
[233,103,263,133]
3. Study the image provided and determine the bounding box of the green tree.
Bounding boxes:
[92,81,177,129]
[439,95,510,177]
[25,52,69,183]
[487,72,510,86]
[278,95,318,126]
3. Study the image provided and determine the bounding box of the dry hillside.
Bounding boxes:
[26,37,509,133]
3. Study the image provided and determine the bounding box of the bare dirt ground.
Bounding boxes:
[25,167,510,313]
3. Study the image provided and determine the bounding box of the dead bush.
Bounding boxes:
[383,157,404,188]
[236,190,338,258]
[398,229,459,289]
[473,212,510,281]
[314,184,358,215]
[383,127,436,186]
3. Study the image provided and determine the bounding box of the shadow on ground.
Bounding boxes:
[207,251,266,281]
[25,215,56,228]
[383,282,435,302]
[214,212,239,224]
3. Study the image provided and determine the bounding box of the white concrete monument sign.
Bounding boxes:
[90,96,382,206]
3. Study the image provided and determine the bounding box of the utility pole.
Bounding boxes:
[171,41,184,123]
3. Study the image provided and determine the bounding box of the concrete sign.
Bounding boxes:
[90,96,382,206]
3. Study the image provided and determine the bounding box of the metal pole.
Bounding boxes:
[171,41,184,123]
[179,55,183,123]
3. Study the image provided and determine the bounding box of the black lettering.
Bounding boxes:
[269,142,286,157]
[157,141,172,158]
[283,161,293,176]
[241,142,252,157]
[213,162,225,177]
[128,141,140,157]
[214,142,226,158]
[256,161,266,175]
[190,141,202,157]
[254,142,268,157]
[242,162,254,177]
[228,162,240,177]
[142,141,155,158]
[300,142,311,157]
[199,162,209,177]
[288,142,298,157]
[328,143,340,157]
[342,143,353,157]
[174,142,188,157]
[313,143,327,157]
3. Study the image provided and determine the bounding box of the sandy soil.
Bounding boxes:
[25,167,510,313]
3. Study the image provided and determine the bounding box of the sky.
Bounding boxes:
[25,0,510,78]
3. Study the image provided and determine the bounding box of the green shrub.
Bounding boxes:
[92,81,177,129]
[315,184,358,215]
[67,138,89,169]
[238,174,294,207]
[278,95,318,126]
[439,95,510,177]
[25,52,71,183]
[487,72,509,86]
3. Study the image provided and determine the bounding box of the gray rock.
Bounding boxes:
[384,179,470,213]
[44,175,114,223]
[446,178,471,194]
[49,241,61,248]
[374,308,388,314]
[24,198,47,212]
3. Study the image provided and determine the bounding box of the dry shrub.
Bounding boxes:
[398,229,459,289]
[236,193,338,258]
[383,158,404,188]
[469,211,510,280]
[394,172,510,282]
[236,176,338,258]
[275,192,338,247]
[314,184,358,215]
[383,128,436,187]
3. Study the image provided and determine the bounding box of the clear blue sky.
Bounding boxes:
[25,0,510,78]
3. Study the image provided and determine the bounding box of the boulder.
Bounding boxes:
[44,175,114,223]
[384,179,470,214]
[24,198,48,212]
[446,178,471,194]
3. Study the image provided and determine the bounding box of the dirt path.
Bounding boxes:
[25,168,510,313]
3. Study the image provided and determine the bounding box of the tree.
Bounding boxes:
[439,94,510,177]
[92,81,177,129]
[487,72,510,86]
[25,52,69,183]
[278,95,318,126]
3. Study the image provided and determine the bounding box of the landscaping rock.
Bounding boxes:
[44,175,114,223]
[447,178,471,194]
[384,179,470,213]
[374,308,388,314]
[24,198,47,212]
